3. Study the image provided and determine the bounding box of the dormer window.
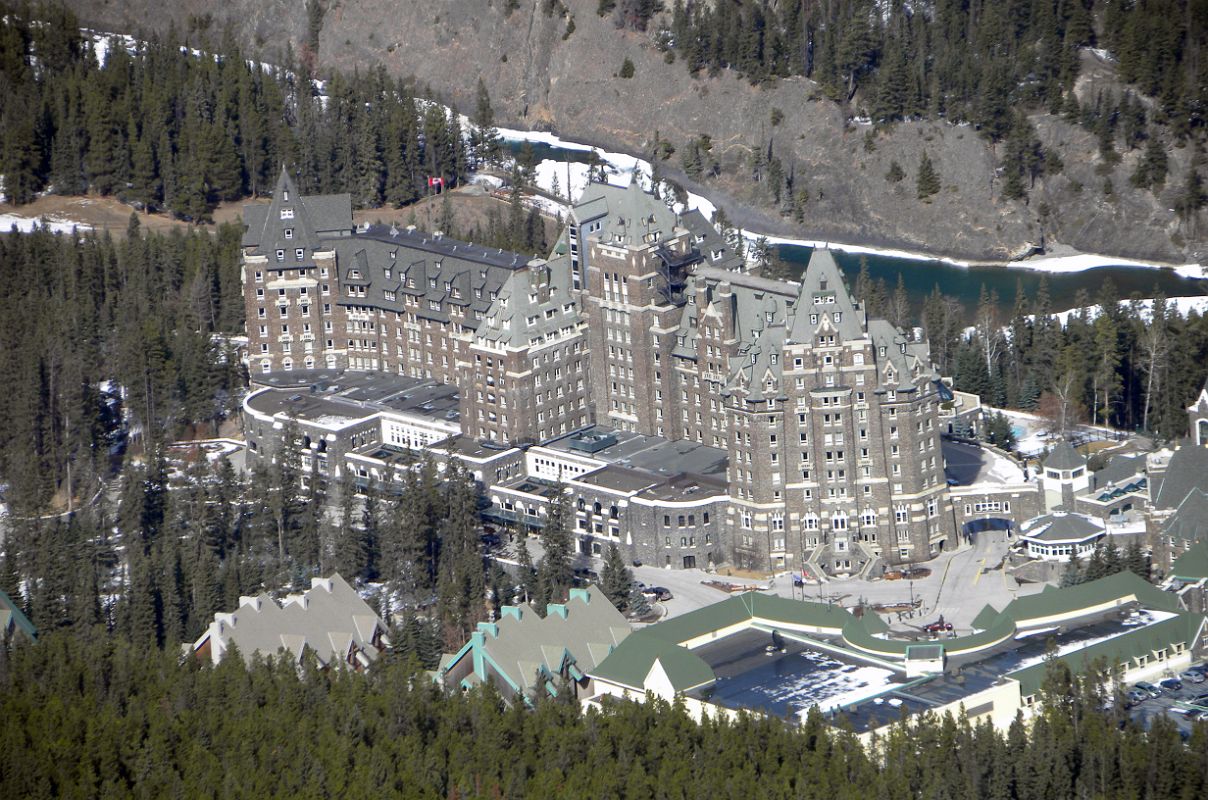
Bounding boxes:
[284,228,293,239]
[765,311,773,322]
[834,312,842,323]
[281,207,294,219]
[711,249,723,261]
[275,249,285,262]
[295,248,304,260]
[810,313,818,325]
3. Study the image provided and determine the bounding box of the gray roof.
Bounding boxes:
[333,227,537,331]
[1043,441,1088,471]
[194,574,385,668]
[680,208,744,271]
[573,181,680,247]
[1151,442,1208,510]
[242,168,352,256]
[245,372,461,427]
[441,586,631,699]
[476,254,582,348]
[1162,489,1208,545]
[1091,453,1145,491]
[787,249,864,344]
[867,319,934,393]
[1018,512,1105,543]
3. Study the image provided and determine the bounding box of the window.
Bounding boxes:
[895,505,909,524]
[280,207,294,219]
[295,248,305,260]
[275,249,285,262]
[284,228,293,239]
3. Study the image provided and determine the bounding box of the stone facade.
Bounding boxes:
[242,174,969,573]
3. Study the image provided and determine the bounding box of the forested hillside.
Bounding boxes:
[51,0,1208,262]
[0,222,244,514]
[0,5,479,218]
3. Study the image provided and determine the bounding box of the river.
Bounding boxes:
[502,139,1206,320]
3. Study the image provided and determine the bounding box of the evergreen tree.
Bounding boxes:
[538,482,574,604]
[916,151,940,200]
[599,543,633,612]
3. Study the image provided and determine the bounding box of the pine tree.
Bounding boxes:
[916,151,940,200]
[599,543,633,612]
[538,482,574,603]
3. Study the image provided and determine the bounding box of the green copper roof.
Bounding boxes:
[1007,613,1208,696]
[0,588,36,642]
[1000,571,1178,623]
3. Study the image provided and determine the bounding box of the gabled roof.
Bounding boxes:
[1170,541,1208,581]
[192,574,384,668]
[0,587,36,643]
[1150,442,1208,510]
[1043,441,1087,471]
[572,180,680,246]
[242,167,352,259]
[1161,489,1208,545]
[787,250,863,344]
[441,586,630,700]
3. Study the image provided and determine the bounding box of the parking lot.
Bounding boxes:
[1127,663,1208,739]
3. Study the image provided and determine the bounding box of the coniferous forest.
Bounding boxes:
[0,631,1206,799]
[0,4,476,217]
[658,0,1205,140]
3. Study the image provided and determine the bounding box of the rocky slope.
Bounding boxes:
[73,0,1206,264]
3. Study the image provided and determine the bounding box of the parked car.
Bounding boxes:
[480,533,501,549]
[1192,692,1208,706]
[643,586,673,601]
[1135,681,1163,699]
[1179,669,1206,685]
[1160,677,1183,692]
[1126,688,1150,706]
[923,620,954,634]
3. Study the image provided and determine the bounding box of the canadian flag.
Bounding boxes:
[427,176,445,189]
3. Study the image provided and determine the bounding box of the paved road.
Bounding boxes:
[498,527,1047,629]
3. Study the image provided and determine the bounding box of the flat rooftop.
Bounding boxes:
[685,628,906,720]
[247,370,460,426]
[432,435,519,461]
[548,427,728,478]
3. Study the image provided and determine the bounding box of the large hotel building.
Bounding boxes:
[242,168,961,575]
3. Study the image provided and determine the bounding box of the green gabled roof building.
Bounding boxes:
[0,588,36,645]
[437,586,631,704]
[588,573,1207,735]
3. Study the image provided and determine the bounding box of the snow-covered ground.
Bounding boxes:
[1012,252,1204,279]
[777,651,899,715]
[0,213,92,234]
[1047,295,1208,326]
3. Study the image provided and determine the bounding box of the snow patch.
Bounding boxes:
[0,214,92,234]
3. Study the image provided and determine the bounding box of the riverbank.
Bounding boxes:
[498,127,1205,280]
